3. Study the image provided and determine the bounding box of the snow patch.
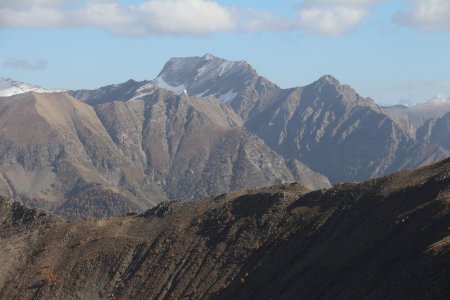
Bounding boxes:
[154,76,186,95]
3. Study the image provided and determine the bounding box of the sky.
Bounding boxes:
[0,0,450,105]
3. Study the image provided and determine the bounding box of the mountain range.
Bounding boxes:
[1,54,450,218]
[1,156,449,299]
[71,54,450,183]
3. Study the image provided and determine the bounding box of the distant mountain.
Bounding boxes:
[71,54,281,122]
[245,75,449,182]
[153,54,282,121]
[94,88,329,199]
[154,53,256,103]
[0,77,64,97]
[150,56,450,182]
[70,54,450,184]
[1,157,450,299]
[383,94,450,128]
[0,89,329,219]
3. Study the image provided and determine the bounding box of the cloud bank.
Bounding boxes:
[297,0,375,36]
[0,0,237,36]
[395,0,450,31]
[0,0,449,36]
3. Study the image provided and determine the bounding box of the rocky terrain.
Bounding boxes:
[2,54,450,218]
[0,89,328,219]
[245,75,449,183]
[1,157,450,299]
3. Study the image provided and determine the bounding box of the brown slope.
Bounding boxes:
[0,89,329,219]
[1,158,450,299]
[0,92,157,219]
[95,88,330,200]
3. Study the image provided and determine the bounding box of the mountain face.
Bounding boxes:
[0,77,63,97]
[1,158,450,299]
[0,92,156,219]
[0,90,329,219]
[149,54,282,121]
[94,88,329,199]
[418,112,450,151]
[72,54,448,184]
[245,75,449,183]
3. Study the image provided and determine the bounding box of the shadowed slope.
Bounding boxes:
[1,158,450,299]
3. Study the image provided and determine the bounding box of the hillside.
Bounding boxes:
[1,158,449,299]
[0,92,153,219]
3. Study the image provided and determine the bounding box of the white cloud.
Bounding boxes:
[298,5,369,36]
[293,0,383,36]
[0,0,236,35]
[242,9,296,32]
[0,0,73,9]
[140,0,236,35]
[80,2,138,31]
[241,0,379,35]
[395,0,450,31]
[0,0,381,36]
[0,7,65,28]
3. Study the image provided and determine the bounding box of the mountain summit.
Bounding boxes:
[155,53,257,101]
[0,77,63,97]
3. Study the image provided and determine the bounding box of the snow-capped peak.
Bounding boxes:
[0,77,65,97]
[153,54,256,103]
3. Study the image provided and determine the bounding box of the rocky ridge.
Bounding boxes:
[1,157,450,299]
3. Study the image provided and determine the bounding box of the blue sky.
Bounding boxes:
[1,0,450,105]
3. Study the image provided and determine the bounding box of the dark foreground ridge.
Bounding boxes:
[1,158,450,299]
